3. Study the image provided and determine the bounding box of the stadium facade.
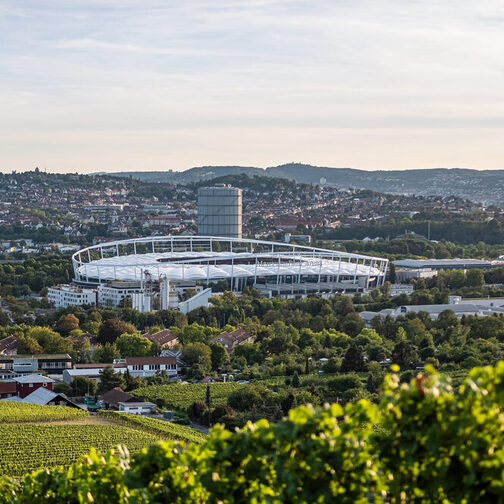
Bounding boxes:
[72,236,388,298]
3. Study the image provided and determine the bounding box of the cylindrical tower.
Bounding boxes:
[197,184,242,238]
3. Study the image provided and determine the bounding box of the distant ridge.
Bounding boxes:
[100,163,504,205]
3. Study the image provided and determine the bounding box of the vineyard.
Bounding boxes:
[1,364,504,503]
[0,402,87,423]
[133,382,242,410]
[0,424,158,476]
[98,410,207,444]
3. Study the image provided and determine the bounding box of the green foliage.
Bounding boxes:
[98,366,125,394]
[97,318,136,345]
[115,333,153,358]
[71,376,97,397]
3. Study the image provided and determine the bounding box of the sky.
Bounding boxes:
[1,0,503,173]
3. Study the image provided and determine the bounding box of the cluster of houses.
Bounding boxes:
[0,327,254,414]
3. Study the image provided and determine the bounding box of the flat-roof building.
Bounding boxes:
[394,258,494,270]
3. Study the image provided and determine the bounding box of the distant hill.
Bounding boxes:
[102,163,504,205]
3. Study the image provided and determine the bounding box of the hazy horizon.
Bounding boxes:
[1,1,503,174]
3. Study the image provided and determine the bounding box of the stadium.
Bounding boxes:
[72,236,388,297]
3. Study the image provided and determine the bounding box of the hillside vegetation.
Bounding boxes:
[2,364,504,502]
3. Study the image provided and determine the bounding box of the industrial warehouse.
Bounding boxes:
[71,236,388,301]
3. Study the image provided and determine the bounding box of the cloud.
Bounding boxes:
[0,0,503,172]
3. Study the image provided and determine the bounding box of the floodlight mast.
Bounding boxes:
[143,269,154,297]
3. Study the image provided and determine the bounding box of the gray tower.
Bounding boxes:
[198,184,242,238]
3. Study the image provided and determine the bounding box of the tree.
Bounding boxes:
[115,333,152,358]
[53,382,72,395]
[188,401,208,423]
[341,313,365,337]
[388,262,396,283]
[28,326,72,354]
[392,340,417,369]
[55,314,80,337]
[181,343,212,373]
[0,309,10,326]
[71,376,97,397]
[17,335,42,354]
[70,335,91,364]
[97,318,136,345]
[206,385,212,408]
[98,366,125,394]
[341,344,366,372]
[209,342,229,370]
[292,371,300,388]
[227,384,271,412]
[93,343,120,363]
[466,269,484,288]
[334,296,354,316]
[123,369,147,392]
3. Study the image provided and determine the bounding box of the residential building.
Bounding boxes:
[211,327,254,352]
[0,335,18,355]
[13,374,54,398]
[97,282,142,308]
[0,381,17,399]
[0,354,72,374]
[124,356,177,377]
[9,387,82,408]
[100,388,138,410]
[48,284,96,308]
[143,329,179,349]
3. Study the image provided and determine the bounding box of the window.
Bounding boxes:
[149,364,160,371]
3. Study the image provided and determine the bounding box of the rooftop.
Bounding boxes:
[394,258,494,269]
[125,356,177,366]
[0,354,72,361]
[13,374,54,384]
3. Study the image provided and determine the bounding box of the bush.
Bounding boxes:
[187,401,208,423]
[210,404,234,425]
[326,374,362,394]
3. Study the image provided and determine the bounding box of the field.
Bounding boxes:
[0,424,158,476]
[0,402,206,476]
[133,382,243,411]
[98,410,207,444]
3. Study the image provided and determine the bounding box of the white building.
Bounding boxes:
[48,284,96,308]
[125,356,178,377]
[389,284,414,297]
[97,282,142,308]
[118,401,156,415]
